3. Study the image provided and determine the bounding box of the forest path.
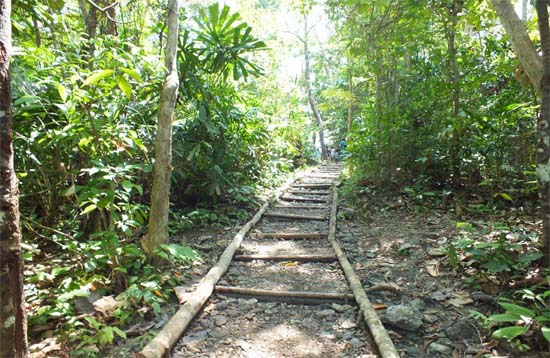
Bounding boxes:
[159,164,393,358]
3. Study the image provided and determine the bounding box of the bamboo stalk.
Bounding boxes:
[327,189,400,358]
[264,212,327,221]
[250,232,328,239]
[234,254,337,262]
[214,285,355,304]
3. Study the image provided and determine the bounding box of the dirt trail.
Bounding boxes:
[170,165,379,358]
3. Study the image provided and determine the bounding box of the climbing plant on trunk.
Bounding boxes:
[143,0,180,263]
[0,0,28,356]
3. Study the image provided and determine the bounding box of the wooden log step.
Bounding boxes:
[280,195,328,203]
[291,183,332,188]
[214,286,355,304]
[234,254,337,262]
[286,190,331,195]
[306,175,338,179]
[272,204,326,210]
[264,212,327,221]
[250,232,328,239]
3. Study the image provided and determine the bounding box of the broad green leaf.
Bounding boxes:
[97,326,114,346]
[488,313,521,322]
[57,84,68,102]
[82,69,115,86]
[499,303,535,318]
[116,75,132,98]
[113,326,127,339]
[542,326,550,342]
[121,180,133,192]
[120,67,142,81]
[81,204,97,215]
[492,326,527,339]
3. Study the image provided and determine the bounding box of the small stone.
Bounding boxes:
[331,303,346,312]
[349,337,363,348]
[445,319,475,340]
[215,302,228,310]
[422,314,437,324]
[341,331,354,340]
[319,309,335,317]
[319,332,336,340]
[208,329,229,338]
[429,342,452,355]
[226,309,239,317]
[383,305,423,331]
[212,315,227,326]
[410,298,425,312]
[340,320,357,329]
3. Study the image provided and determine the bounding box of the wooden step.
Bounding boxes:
[286,190,331,195]
[264,212,327,221]
[291,183,332,189]
[214,286,355,304]
[234,254,337,262]
[272,204,326,210]
[250,232,328,239]
[280,195,329,203]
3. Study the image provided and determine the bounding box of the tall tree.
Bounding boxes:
[142,0,180,263]
[0,0,29,356]
[491,0,550,263]
[302,13,328,160]
[535,0,550,266]
[490,0,542,94]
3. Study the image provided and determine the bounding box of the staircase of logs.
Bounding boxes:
[138,164,399,358]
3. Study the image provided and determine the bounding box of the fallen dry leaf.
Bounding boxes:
[425,259,440,277]
[281,261,300,267]
[372,303,387,310]
[448,290,473,307]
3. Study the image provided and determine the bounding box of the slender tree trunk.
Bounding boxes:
[446,14,461,186]
[0,0,29,356]
[143,0,180,263]
[347,68,353,133]
[535,0,550,266]
[490,0,542,94]
[303,15,328,160]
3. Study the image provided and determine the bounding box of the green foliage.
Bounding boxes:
[470,291,550,351]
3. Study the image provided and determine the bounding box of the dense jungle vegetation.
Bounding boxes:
[1,0,549,356]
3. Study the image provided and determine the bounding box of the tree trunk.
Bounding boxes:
[0,0,29,356]
[446,12,461,187]
[490,0,542,94]
[535,0,550,267]
[347,68,353,133]
[303,15,328,160]
[143,0,180,263]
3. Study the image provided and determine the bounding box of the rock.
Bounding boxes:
[319,309,335,317]
[429,342,452,355]
[410,298,425,312]
[349,337,363,349]
[445,319,475,340]
[331,303,346,312]
[422,314,437,324]
[383,305,423,331]
[340,320,357,329]
[212,315,227,327]
[341,331,354,340]
[208,329,229,338]
[215,302,228,310]
[319,332,336,340]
